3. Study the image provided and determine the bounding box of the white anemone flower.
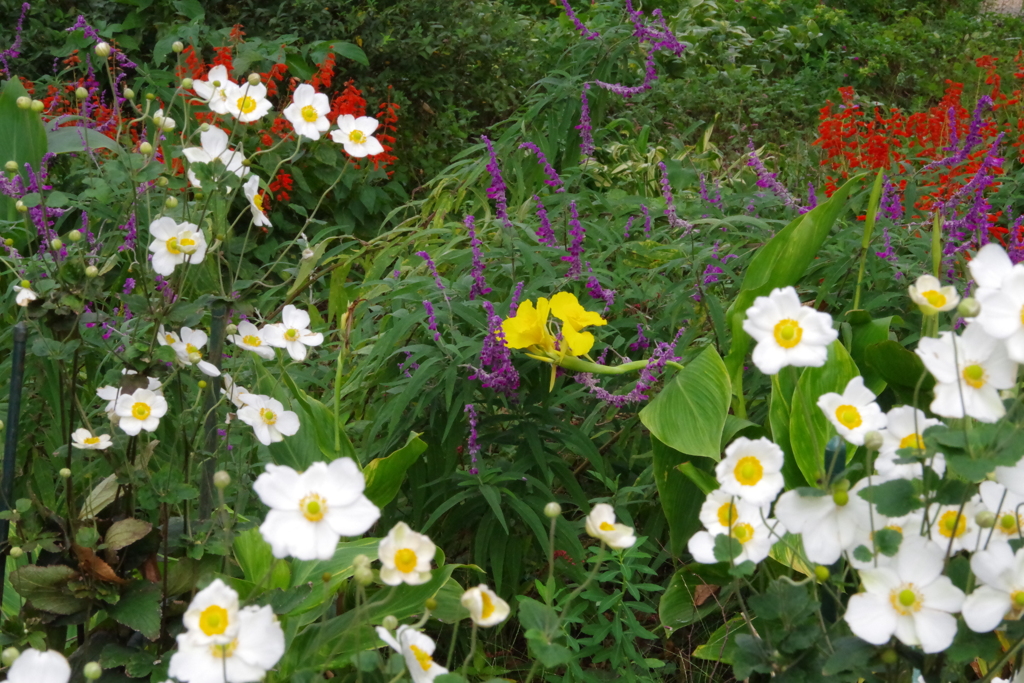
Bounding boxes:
[908,274,960,314]
[7,649,71,683]
[585,503,637,549]
[774,482,871,565]
[229,321,276,360]
[378,522,436,586]
[97,372,163,421]
[715,437,785,506]
[152,108,176,132]
[817,376,887,446]
[461,584,510,627]
[148,217,208,276]
[253,459,380,561]
[844,537,964,653]
[242,176,271,228]
[876,406,944,480]
[331,114,385,157]
[915,323,1017,423]
[978,481,1024,546]
[181,126,249,188]
[157,325,181,347]
[168,604,284,683]
[927,501,981,553]
[740,286,838,375]
[283,83,331,140]
[114,388,168,436]
[172,327,221,377]
[192,65,237,115]
[688,490,781,566]
[221,374,251,409]
[976,265,1024,363]
[969,242,1016,304]
[376,625,448,683]
[225,81,272,123]
[182,579,240,646]
[14,285,38,306]
[237,394,300,446]
[963,544,1024,632]
[71,428,112,450]
[263,305,324,361]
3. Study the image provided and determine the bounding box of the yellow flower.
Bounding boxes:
[502,298,555,351]
[551,291,606,356]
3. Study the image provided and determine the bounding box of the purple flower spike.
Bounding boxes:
[561,0,600,40]
[561,201,586,279]
[658,162,693,234]
[423,300,441,342]
[534,196,556,245]
[464,404,481,475]
[520,142,565,192]
[483,136,513,231]
[466,216,491,300]
[577,84,595,157]
[469,301,520,397]
[746,138,800,210]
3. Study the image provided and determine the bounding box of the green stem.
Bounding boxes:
[546,355,683,376]
[932,210,943,278]
[853,169,885,311]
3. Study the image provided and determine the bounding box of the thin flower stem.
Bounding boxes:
[853,170,885,311]
[931,210,943,278]
[445,620,460,670]
[461,621,478,673]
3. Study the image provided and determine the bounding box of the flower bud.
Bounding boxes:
[76,87,89,100]
[241,157,252,167]
[68,229,83,242]
[200,123,210,132]
[3,239,12,247]
[94,42,111,58]
[976,510,997,529]
[863,430,884,452]
[30,100,44,113]
[162,119,175,132]
[60,468,71,479]
[84,662,102,680]
[879,648,898,665]
[4,161,17,172]
[353,565,373,586]
[172,41,184,53]
[157,176,170,187]
[353,553,371,569]
[145,93,155,101]
[424,598,438,611]
[382,615,398,631]
[198,380,207,389]
[20,280,30,288]
[2,647,19,666]
[194,192,205,200]
[165,196,179,209]
[182,77,194,90]
[123,87,135,100]
[16,96,31,110]
[247,73,261,86]
[958,297,981,318]
[50,238,63,251]
[15,200,27,213]
[832,489,849,507]
[0,420,4,429]
[213,471,231,489]
[85,265,99,278]
[139,142,153,155]
[188,350,203,364]
[9,547,23,559]
[212,80,221,88]
[226,323,238,335]
[544,502,562,519]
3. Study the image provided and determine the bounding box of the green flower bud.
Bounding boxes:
[145,92,155,101]
[544,502,562,518]
[198,380,208,389]
[247,73,261,86]
[353,553,371,569]
[75,87,89,100]
[85,265,99,278]
[879,648,898,665]
[321,571,333,583]
[50,238,63,251]
[353,565,373,586]
[814,565,830,582]
[15,200,27,213]
[4,161,17,172]
[172,41,184,53]
[139,142,153,155]
[94,42,112,58]
[832,489,849,507]
[863,430,884,452]
[194,191,205,200]
[242,157,252,167]
[30,100,44,113]
[958,297,981,318]
[9,547,23,559]
[16,96,31,110]
[157,176,170,187]
[1,647,19,666]
[3,239,12,247]
[165,196,179,209]
[20,280,30,288]
[226,323,238,335]
[213,471,231,489]
[200,123,211,132]
[976,510,996,529]
[182,77,194,90]
[123,88,135,100]
[68,229,82,242]
[424,598,437,611]
[84,661,102,680]
[382,615,398,631]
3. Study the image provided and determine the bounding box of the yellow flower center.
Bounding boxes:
[284,328,300,342]
[165,236,181,254]
[165,334,177,343]
[199,605,230,636]
[209,639,239,659]
[348,129,366,144]
[773,319,803,349]
[84,436,100,445]
[1020,305,1024,325]
[899,433,924,450]
[963,364,986,389]
[395,548,418,573]
[481,591,496,619]
[891,586,922,614]
[237,95,257,114]
[300,493,327,522]
[259,408,277,425]
[243,334,262,347]
[938,510,967,538]
[599,521,615,531]
[1013,590,1024,608]
[301,104,319,122]
[731,523,754,544]
[131,402,151,421]
[179,237,197,254]
[409,644,433,671]
[186,343,200,356]
[253,193,265,213]
[835,405,862,429]
[922,290,946,308]
[734,456,764,486]
[717,502,739,527]
[999,513,1022,535]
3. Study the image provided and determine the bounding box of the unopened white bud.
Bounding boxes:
[68,229,82,242]
[85,265,99,278]
[863,431,884,452]
[75,87,89,100]
[382,615,398,630]
[214,471,231,489]
[15,200,27,213]
[1,647,19,666]
[83,662,102,679]
[59,468,71,479]
[50,238,63,251]
[181,77,194,90]
[16,96,31,110]
[544,502,562,519]
[302,247,315,261]
[4,161,17,172]
[172,41,184,53]
[123,88,135,100]
[200,123,210,132]
[139,142,153,155]
[247,73,261,86]
[354,566,373,586]
[226,323,238,335]
[30,100,44,113]
[165,196,179,209]
[8,547,22,559]
[94,42,111,58]
[958,298,981,318]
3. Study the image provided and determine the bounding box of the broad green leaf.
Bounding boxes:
[640,345,731,459]
[233,527,291,590]
[9,565,85,615]
[859,479,921,517]
[659,566,726,634]
[652,436,712,557]
[0,79,47,215]
[430,578,470,624]
[363,432,428,508]
[845,312,894,395]
[108,582,162,640]
[864,340,935,406]
[48,126,125,156]
[105,518,153,551]
[789,341,859,485]
[675,462,718,495]
[769,373,805,488]
[723,175,861,382]
[692,615,746,663]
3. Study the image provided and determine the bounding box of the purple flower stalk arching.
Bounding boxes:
[465,216,491,300]
[415,250,449,301]
[623,215,635,240]
[422,300,441,342]
[520,142,565,192]
[0,3,30,78]
[594,51,658,99]
[509,281,525,316]
[641,203,652,237]
[482,136,513,231]
[577,84,595,157]
[464,404,481,475]
[658,162,692,234]
[577,330,683,406]
[586,273,616,312]
[560,0,600,40]
[746,138,800,210]
[921,96,993,173]
[469,301,520,397]
[562,201,586,279]
[629,324,649,352]
[534,196,556,245]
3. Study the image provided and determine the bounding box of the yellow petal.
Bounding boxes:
[502,300,541,349]
[562,325,595,356]
[550,291,606,331]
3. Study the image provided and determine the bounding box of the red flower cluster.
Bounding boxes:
[330,78,367,121]
[269,172,295,203]
[310,51,337,92]
[370,94,400,176]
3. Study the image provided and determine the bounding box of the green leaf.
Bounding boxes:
[363,432,428,508]
[724,174,861,381]
[769,372,806,488]
[0,79,47,216]
[652,436,712,557]
[108,582,162,640]
[692,615,746,663]
[789,341,859,484]
[330,42,368,66]
[823,636,876,676]
[48,126,125,156]
[859,479,921,517]
[852,545,872,563]
[9,565,85,615]
[874,527,903,557]
[532,642,572,667]
[105,518,153,551]
[429,578,470,624]
[659,566,725,634]
[640,345,731,459]
[517,596,558,632]
[233,527,291,590]
[675,462,719,495]
[713,534,741,563]
[845,312,894,395]
[864,340,935,405]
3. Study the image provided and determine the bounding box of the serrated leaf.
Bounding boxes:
[108,582,162,640]
[105,518,153,551]
[859,478,921,517]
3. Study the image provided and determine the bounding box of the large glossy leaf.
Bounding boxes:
[864,340,935,407]
[47,126,125,157]
[723,175,862,382]
[363,432,428,508]
[640,345,731,460]
[652,436,713,557]
[789,341,859,484]
[108,582,161,640]
[768,372,805,488]
[660,565,732,634]
[0,79,47,215]
[844,312,894,395]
